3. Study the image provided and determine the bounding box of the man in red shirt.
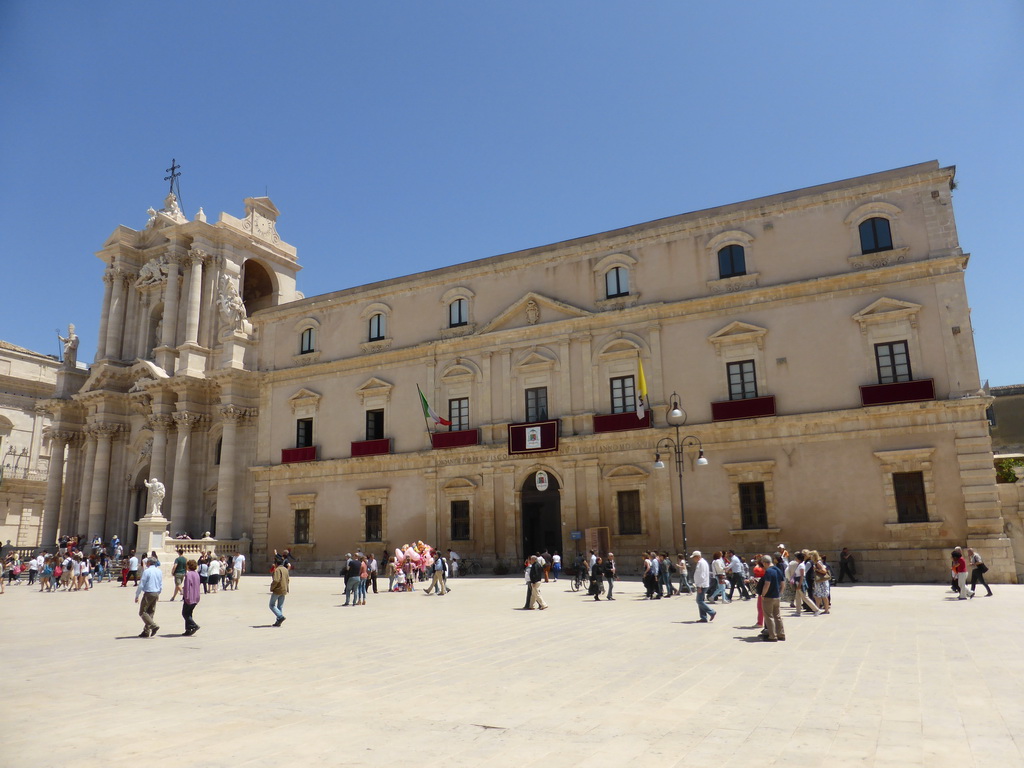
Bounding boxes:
[952,548,969,600]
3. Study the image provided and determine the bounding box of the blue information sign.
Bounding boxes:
[570,530,583,541]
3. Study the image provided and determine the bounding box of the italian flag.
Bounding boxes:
[418,384,451,426]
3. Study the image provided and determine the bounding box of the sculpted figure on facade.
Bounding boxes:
[57,323,79,369]
[136,256,170,287]
[143,477,166,518]
[217,274,247,330]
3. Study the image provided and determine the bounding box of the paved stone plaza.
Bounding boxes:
[4,574,1022,766]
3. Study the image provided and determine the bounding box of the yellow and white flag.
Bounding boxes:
[636,356,648,420]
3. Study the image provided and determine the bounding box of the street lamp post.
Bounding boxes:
[653,392,707,557]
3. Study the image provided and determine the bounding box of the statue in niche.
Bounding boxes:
[217,274,247,330]
[57,323,79,368]
[143,477,166,518]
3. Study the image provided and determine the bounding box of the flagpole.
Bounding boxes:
[417,384,433,445]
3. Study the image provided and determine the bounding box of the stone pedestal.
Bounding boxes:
[220,329,255,370]
[136,514,170,561]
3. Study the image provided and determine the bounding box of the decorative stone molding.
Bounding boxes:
[355,378,392,407]
[360,340,392,354]
[218,404,257,423]
[706,273,760,294]
[848,247,911,271]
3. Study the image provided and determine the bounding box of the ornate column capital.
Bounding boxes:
[187,247,209,266]
[88,422,124,440]
[148,413,175,432]
[172,411,204,432]
[218,404,257,423]
[44,428,77,445]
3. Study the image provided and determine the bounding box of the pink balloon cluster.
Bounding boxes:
[395,541,435,576]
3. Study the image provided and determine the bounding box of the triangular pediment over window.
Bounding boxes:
[479,292,591,334]
[288,388,322,413]
[852,298,922,328]
[708,321,768,352]
[354,378,393,399]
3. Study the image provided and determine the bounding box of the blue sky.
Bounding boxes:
[1,2,1021,385]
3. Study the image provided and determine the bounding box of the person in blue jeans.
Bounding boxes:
[691,551,716,623]
[707,551,729,603]
[269,561,290,626]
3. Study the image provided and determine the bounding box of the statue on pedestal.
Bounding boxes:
[57,324,79,369]
[143,477,166,518]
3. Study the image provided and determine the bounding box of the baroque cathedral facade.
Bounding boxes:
[38,161,1019,582]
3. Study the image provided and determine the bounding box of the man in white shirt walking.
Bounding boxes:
[134,557,164,637]
[232,551,245,589]
[691,551,716,623]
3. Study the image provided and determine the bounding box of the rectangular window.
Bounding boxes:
[368,313,385,341]
[525,387,548,422]
[294,509,310,544]
[296,418,313,448]
[364,504,383,541]
[739,482,768,529]
[617,490,641,535]
[299,328,314,354]
[875,341,912,384]
[610,376,636,414]
[450,500,470,541]
[893,471,928,523]
[448,398,469,431]
[605,267,629,298]
[365,409,384,441]
[449,299,468,327]
[727,360,758,400]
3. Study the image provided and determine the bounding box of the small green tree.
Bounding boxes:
[995,457,1024,483]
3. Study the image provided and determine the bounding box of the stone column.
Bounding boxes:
[169,412,201,532]
[215,405,247,540]
[121,279,139,360]
[104,268,127,360]
[183,249,205,345]
[198,254,220,348]
[76,432,98,534]
[87,423,120,540]
[59,433,84,537]
[95,267,115,360]
[160,257,181,348]
[40,431,71,547]
[147,414,172,488]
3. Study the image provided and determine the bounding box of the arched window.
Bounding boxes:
[299,327,315,354]
[859,217,893,255]
[449,298,468,328]
[605,266,629,298]
[718,244,746,279]
[368,312,386,341]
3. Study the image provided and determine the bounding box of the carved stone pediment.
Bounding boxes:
[708,321,768,353]
[480,292,591,334]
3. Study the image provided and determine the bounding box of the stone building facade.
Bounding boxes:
[38,161,1019,582]
[0,341,60,548]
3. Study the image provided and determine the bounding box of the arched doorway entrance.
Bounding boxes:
[521,471,562,558]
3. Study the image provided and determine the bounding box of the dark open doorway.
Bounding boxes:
[521,472,562,559]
